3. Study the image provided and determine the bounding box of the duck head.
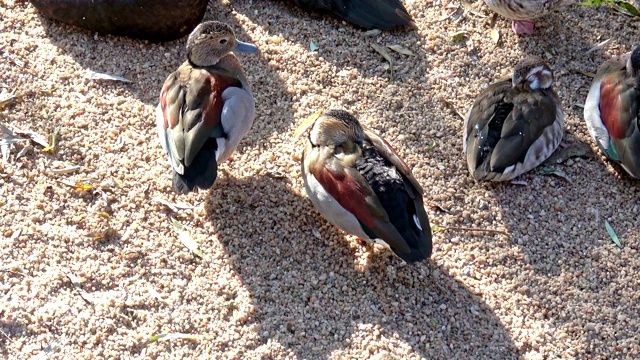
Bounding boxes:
[512,56,554,90]
[186,21,258,67]
[295,109,366,147]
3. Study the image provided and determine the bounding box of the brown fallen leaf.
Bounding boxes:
[542,142,595,165]
[370,43,395,80]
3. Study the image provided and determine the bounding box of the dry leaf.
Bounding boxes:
[63,268,95,304]
[370,43,395,80]
[571,69,596,78]
[363,29,382,37]
[0,93,22,110]
[490,29,500,44]
[537,167,571,182]
[152,197,193,212]
[449,31,467,41]
[172,219,207,259]
[85,71,132,83]
[542,142,594,165]
[50,165,82,174]
[387,45,415,56]
[14,129,49,147]
[586,38,612,54]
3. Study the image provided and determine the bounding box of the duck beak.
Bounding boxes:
[233,40,259,53]
[294,109,324,139]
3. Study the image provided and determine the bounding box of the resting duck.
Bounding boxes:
[291,0,414,30]
[484,0,572,35]
[295,109,432,263]
[463,56,564,181]
[156,21,258,194]
[29,0,208,41]
[584,45,640,178]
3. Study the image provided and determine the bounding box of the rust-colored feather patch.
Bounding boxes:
[600,76,626,140]
[311,166,375,228]
[201,73,241,128]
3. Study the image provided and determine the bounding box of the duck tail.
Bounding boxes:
[171,139,218,194]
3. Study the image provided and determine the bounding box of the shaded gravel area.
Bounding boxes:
[1,0,640,358]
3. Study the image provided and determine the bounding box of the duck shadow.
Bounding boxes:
[215,0,424,84]
[26,0,298,177]
[192,171,522,358]
[30,1,298,131]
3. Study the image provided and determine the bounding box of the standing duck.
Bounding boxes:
[157,21,258,194]
[584,45,640,178]
[484,0,573,35]
[291,0,414,30]
[295,109,432,263]
[464,56,564,181]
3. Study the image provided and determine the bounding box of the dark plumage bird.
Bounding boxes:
[584,45,640,178]
[463,56,564,181]
[291,0,414,29]
[29,0,208,41]
[295,109,432,263]
[156,21,258,194]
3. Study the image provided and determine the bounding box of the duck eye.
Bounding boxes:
[219,38,228,45]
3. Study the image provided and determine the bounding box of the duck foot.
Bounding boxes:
[511,20,536,35]
[355,238,368,246]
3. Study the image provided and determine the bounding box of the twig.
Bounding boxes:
[441,98,466,120]
[434,224,509,236]
[0,328,13,343]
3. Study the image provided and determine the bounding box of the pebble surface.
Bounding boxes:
[1,0,640,359]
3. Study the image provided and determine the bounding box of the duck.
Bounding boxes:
[583,45,640,178]
[291,0,414,30]
[483,0,573,35]
[294,109,432,263]
[156,21,258,194]
[29,0,208,41]
[463,56,564,181]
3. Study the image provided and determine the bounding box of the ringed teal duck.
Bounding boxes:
[157,21,258,194]
[484,0,573,35]
[464,56,564,181]
[295,110,432,263]
[584,45,640,178]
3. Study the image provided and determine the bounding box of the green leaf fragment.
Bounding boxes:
[449,31,467,41]
[604,220,622,248]
[578,0,640,16]
[617,1,640,15]
[148,332,201,343]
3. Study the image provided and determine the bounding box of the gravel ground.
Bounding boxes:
[1,0,640,359]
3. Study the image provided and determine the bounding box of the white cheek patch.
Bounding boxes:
[309,124,321,145]
[527,67,553,90]
[526,66,545,82]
